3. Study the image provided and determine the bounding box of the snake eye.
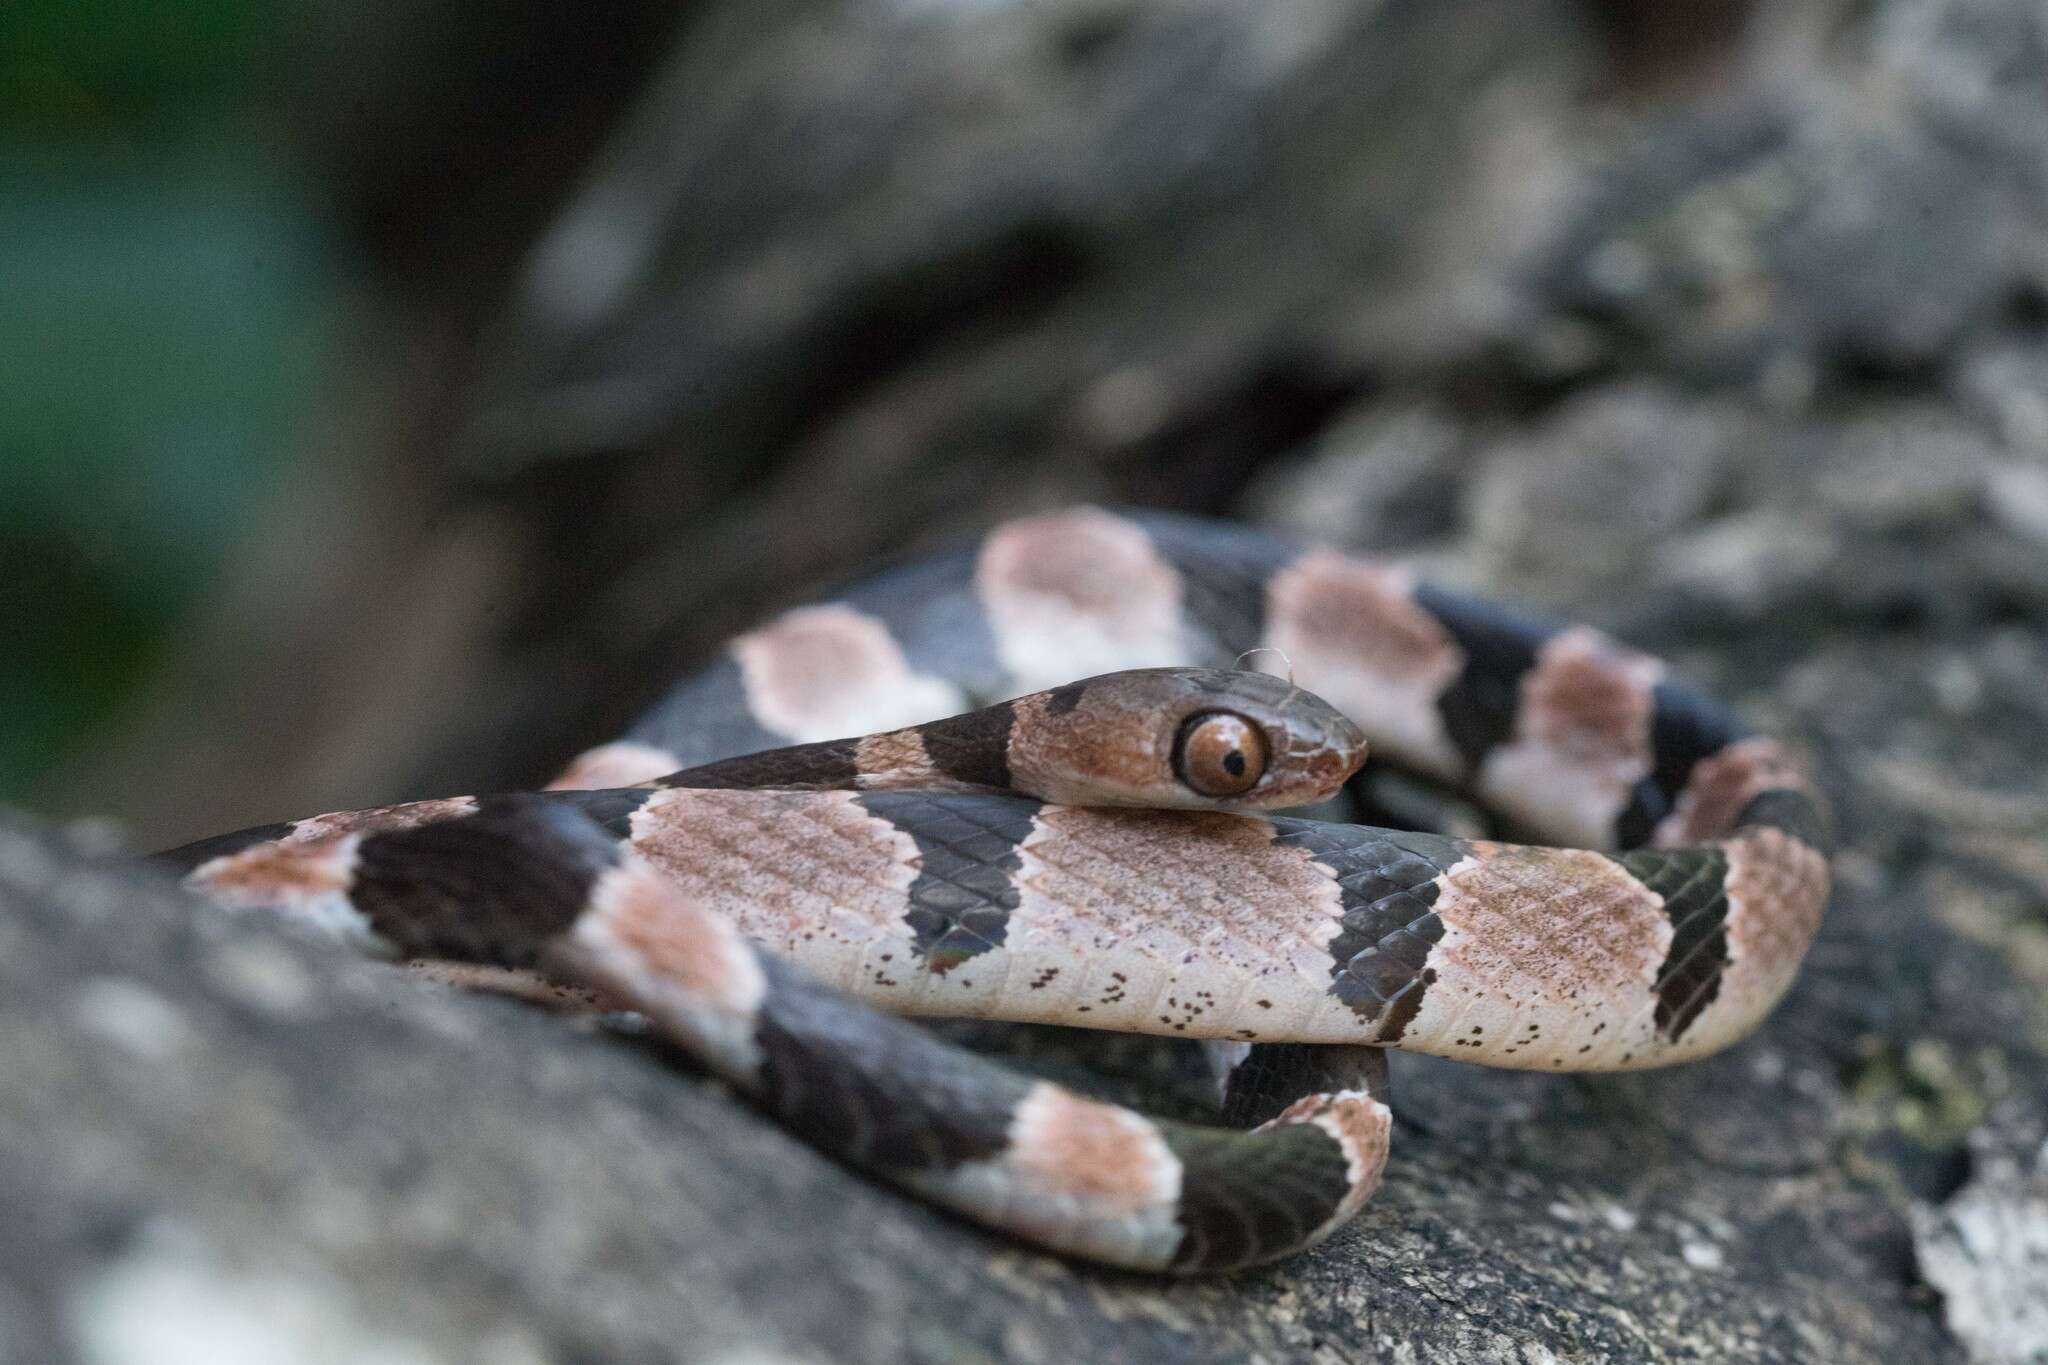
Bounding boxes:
[1173,711,1269,799]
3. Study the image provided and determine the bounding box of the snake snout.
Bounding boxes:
[1314,721,1370,789]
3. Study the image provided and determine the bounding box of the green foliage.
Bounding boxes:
[0,2,338,802]
[0,0,285,134]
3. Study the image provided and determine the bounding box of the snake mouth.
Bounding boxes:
[1322,736,1370,788]
[1275,714,1368,802]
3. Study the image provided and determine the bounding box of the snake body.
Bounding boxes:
[164,507,1831,1273]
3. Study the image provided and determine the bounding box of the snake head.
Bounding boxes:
[1001,667,1367,811]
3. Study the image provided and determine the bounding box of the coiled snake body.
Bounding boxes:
[164,507,1831,1274]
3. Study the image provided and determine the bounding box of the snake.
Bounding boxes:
[159,506,1832,1274]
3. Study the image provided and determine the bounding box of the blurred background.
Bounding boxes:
[7,0,2046,854]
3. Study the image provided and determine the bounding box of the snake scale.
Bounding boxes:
[161,506,1832,1274]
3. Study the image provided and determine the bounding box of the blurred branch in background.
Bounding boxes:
[11,0,2048,863]
[24,0,1602,843]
